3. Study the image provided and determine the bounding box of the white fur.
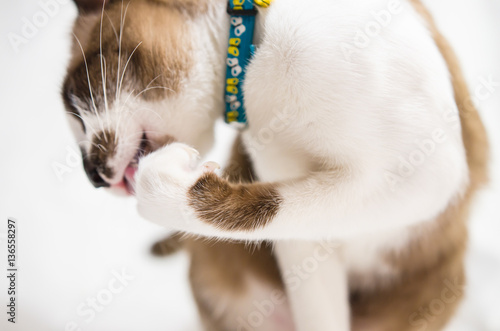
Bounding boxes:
[97,0,469,330]
[275,241,350,331]
[138,0,467,237]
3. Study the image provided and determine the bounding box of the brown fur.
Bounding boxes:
[186,138,283,331]
[223,136,257,183]
[89,130,117,178]
[63,0,207,170]
[151,232,185,256]
[188,173,282,232]
[69,0,488,329]
[64,0,203,112]
[177,1,489,331]
[187,136,281,232]
[188,240,282,331]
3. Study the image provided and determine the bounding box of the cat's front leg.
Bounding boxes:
[135,142,286,238]
[136,132,466,242]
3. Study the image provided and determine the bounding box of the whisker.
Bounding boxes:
[72,34,105,135]
[114,0,132,145]
[116,0,132,101]
[111,129,170,151]
[82,142,106,153]
[144,74,163,91]
[137,107,164,122]
[121,106,163,122]
[114,88,136,145]
[69,112,97,133]
[104,11,119,44]
[102,57,111,142]
[120,88,136,110]
[114,39,142,145]
[96,143,107,152]
[100,3,109,143]
[81,138,110,153]
[118,129,165,143]
[118,41,142,101]
[115,0,124,101]
[135,86,174,99]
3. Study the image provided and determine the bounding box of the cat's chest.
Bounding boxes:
[241,131,312,182]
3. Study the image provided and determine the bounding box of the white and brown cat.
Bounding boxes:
[62,0,488,330]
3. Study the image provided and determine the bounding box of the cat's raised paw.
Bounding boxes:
[134,142,219,231]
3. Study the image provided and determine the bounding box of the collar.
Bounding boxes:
[224,0,272,128]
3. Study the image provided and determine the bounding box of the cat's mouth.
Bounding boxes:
[113,133,150,195]
[108,133,177,196]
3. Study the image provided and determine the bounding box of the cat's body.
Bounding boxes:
[63,0,488,330]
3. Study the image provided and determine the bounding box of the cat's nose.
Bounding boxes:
[83,158,110,188]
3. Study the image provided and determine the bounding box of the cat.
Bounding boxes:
[62,0,489,330]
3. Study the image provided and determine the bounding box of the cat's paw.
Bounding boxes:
[135,143,219,231]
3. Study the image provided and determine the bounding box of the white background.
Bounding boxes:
[0,0,499,330]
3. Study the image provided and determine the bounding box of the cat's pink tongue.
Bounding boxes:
[112,166,137,195]
[123,166,137,195]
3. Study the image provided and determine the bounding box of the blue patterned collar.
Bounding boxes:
[224,0,271,128]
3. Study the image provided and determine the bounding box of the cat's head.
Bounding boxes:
[62,0,223,194]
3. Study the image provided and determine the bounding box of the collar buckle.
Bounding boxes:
[226,3,257,16]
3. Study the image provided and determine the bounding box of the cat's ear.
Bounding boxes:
[73,0,108,14]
